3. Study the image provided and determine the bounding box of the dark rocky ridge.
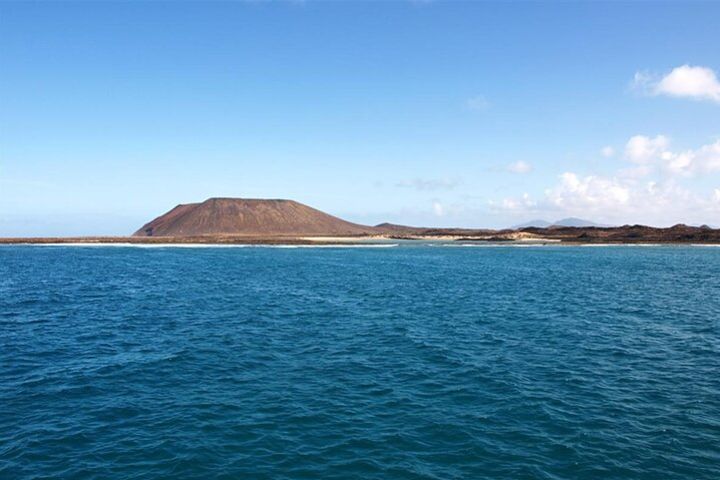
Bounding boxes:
[518,224,720,243]
[377,223,720,243]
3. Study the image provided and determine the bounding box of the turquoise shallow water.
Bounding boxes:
[1,244,719,479]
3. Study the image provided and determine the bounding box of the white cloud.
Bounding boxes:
[618,165,654,179]
[601,146,615,158]
[506,161,533,174]
[620,135,720,177]
[656,65,720,103]
[633,65,720,103]
[432,201,444,217]
[492,135,720,225]
[396,178,460,191]
[546,173,630,210]
[466,95,490,111]
[676,140,720,174]
[495,174,719,225]
[498,193,535,211]
[624,135,670,164]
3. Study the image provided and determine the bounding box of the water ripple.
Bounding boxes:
[1,246,719,479]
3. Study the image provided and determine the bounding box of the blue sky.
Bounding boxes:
[1,1,720,235]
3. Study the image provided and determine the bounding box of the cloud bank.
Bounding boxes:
[494,135,720,226]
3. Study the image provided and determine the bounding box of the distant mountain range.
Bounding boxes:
[512,217,613,229]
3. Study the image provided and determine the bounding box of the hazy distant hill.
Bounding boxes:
[513,217,611,229]
[133,198,375,237]
[512,219,552,229]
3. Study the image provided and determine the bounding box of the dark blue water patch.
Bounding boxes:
[1,245,719,479]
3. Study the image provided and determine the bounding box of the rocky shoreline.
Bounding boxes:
[3,223,720,245]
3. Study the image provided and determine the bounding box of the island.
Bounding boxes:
[2,197,719,245]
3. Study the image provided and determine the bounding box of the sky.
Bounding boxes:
[1,1,720,235]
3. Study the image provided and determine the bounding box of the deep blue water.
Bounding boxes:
[1,244,719,479]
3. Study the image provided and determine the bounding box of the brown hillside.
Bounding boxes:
[133,198,376,237]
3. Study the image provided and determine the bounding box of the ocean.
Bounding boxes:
[1,244,718,479]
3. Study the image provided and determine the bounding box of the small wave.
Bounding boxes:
[436,243,558,248]
[578,244,624,247]
[267,244,399,249]
[14,242,399,249]
[438,243,693,248]
[14,243,253,248]
[559,243,665,248]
